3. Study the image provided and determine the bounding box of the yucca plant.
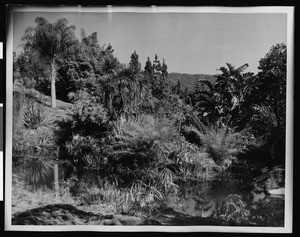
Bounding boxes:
[23,100,54,129]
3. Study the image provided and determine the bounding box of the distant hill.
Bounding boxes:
[168,73,217,92]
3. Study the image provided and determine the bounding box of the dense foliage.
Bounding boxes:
[12,16,287,225]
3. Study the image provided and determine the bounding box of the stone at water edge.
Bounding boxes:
[12,204,162,225]
[267,188,285,195]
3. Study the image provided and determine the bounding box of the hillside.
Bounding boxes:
[168,73,217,92]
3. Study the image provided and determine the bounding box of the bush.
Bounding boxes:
[247,105,278,142]
[253,166,285,190]
[184,119,255,165]
[107,114,185,205]
[56,91,111,172]
[110,114,179,171]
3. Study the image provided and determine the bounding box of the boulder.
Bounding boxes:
[12,204,161,225]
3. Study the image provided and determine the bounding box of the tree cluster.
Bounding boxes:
[14,17,287,170]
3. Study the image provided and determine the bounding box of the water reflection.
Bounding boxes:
[177,170,285,226]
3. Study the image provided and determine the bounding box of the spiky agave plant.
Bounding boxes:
[23,100,54,129]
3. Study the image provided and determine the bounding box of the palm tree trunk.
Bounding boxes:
[54,159,59,200]
[50,59,57,108]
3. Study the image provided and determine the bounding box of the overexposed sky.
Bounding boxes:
[12,9,287,74]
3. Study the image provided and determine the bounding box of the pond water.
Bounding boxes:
[174,164,285,226]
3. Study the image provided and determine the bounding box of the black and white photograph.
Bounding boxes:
[5,6,294,232]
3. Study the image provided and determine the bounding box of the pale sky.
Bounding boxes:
[12,10,287,74]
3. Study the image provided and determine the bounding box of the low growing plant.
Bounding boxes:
[215,194,250,224]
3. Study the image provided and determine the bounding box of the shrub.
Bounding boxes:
[110,114,180,172]
[184,119,255,165]
[56,92,111,174]
[247,105,278,142]
[107,114,185,206]
[253,166,285,190]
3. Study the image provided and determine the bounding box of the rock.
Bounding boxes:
[158,207,235,226]
[12,204,239,226]
[13,86,25,133]
[12,204,102,225]
[267,188,285,195]
[12,204,161,226]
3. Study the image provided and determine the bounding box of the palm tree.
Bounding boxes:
[100,57,146,119]
[192,79,217,119]
[193,63,255,126]
[99,54,119,117]
[114,65,145,116]
[22,17,77,107]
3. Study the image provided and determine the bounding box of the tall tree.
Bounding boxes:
[146,54,170,99]
[173,79,181,95]
[129,50,141,71]
[152,54,161,77]
[192,63,255,126]
[21,17,77,107]
[144,57,153,77]
[256,43,286,130]
[214,63,254,117]
[161,58,168,78]
[14,49,49,89]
